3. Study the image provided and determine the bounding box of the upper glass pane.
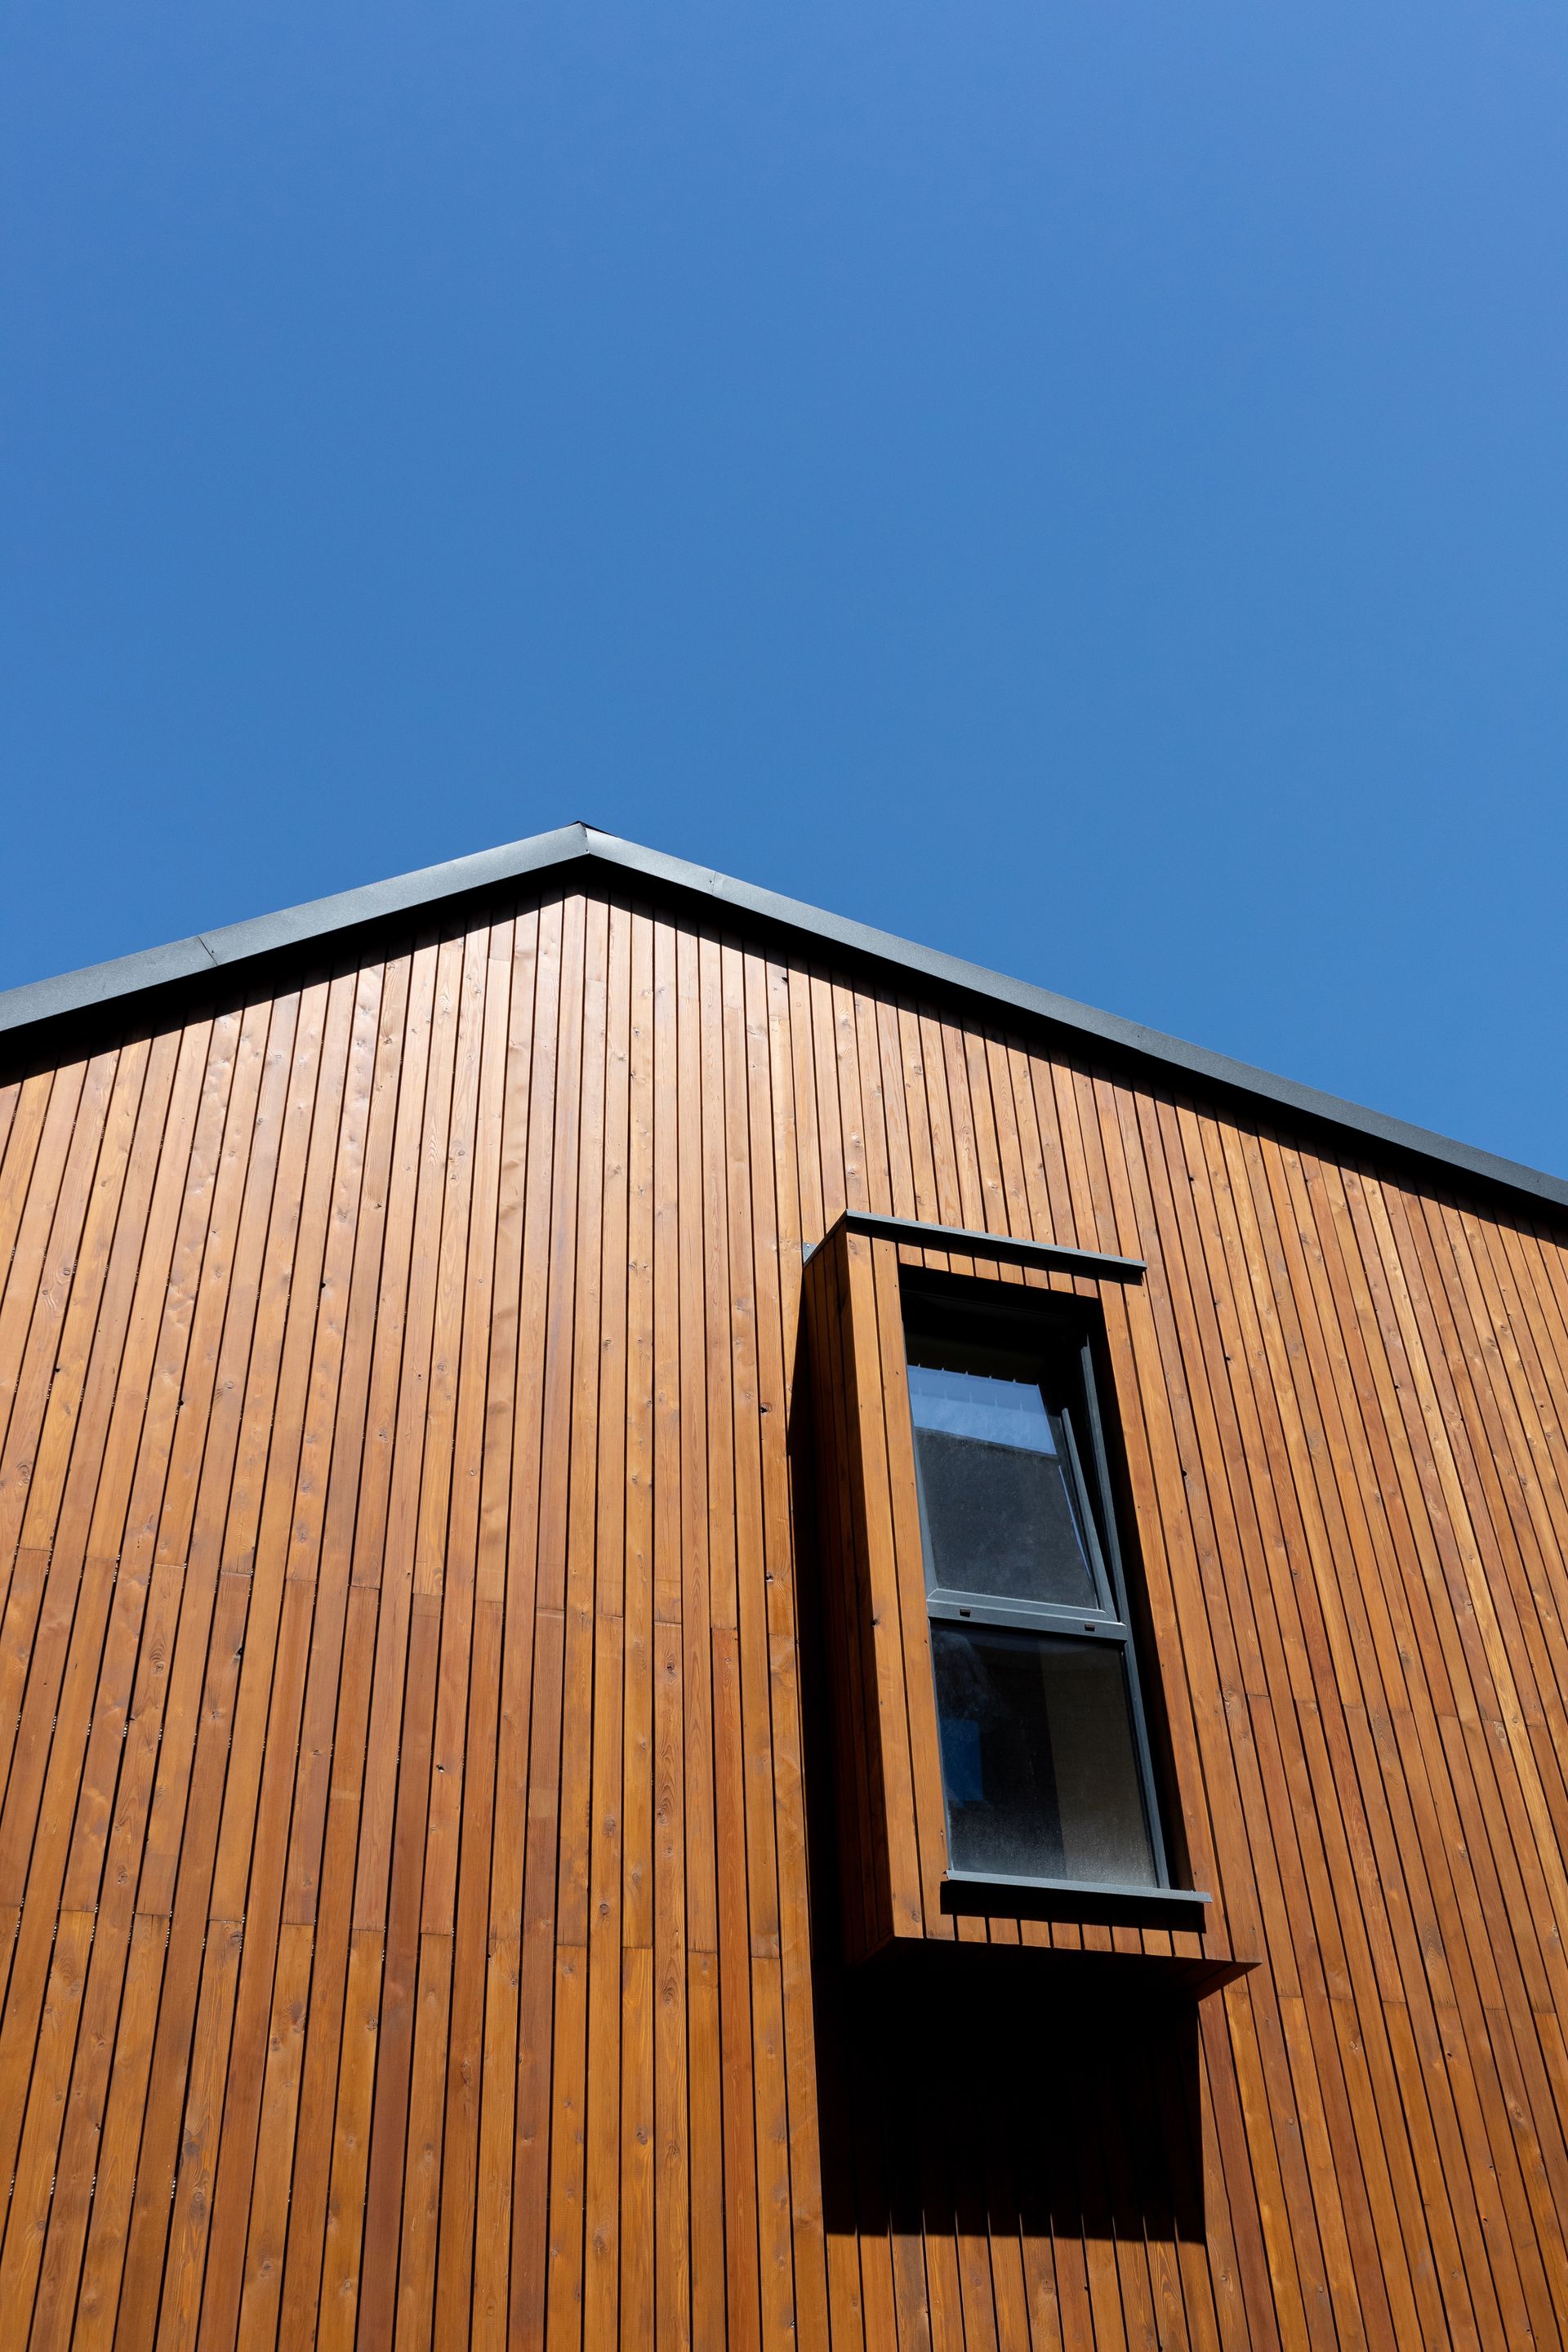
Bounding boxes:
[907,1360,1100,1612]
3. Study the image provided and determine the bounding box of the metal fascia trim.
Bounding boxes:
[825,1209,1147,1283]
[572,831,1568,1216]
[2,816,1565,1217]
[0,822,594,1039]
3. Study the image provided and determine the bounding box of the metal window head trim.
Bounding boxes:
[814,1209,1147,1282]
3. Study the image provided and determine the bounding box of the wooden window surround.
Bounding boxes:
[803,1210,1224,1977]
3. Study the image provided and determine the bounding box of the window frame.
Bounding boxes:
[800,1209,1214,1963]
[902,1273,1174,1896]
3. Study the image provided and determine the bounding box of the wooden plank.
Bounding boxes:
[584,1610,626,2352]
[149,1913,247,2352]
[510,1614,565,2347]
[7,1040,147,1565]
[545,1940,590,2348]
[314,1925,384,2352]
[434,1593,502,2352]
[0,1902,95,2328]
[720,942,786,1975]
[620,1944,655,2350]
[754,949,831,2347]
[354,934,464,1934]
[651,915,683,1633]
[712,1624,761,2350]
[475,911,535,1611]
[147,993,285,1582]
[866,1234,952,1940]
[68,1019,213,1576]
[698,936,737,1640]
[0,1057,98,1502]
[6,1572,148,2314]
[66,1910,170,2352]
[653,1616,691,2352]
[109,1565,252,2352]
[802,1237,884,1961]
[581,903,634,2348]
[688,1948,727,2352]
[24,1899,131,2351]
[477,900,567,2351]
[676,926,718,1966]
[394,1929,454,2352]
[623,911,655,1956]
[0,1078,54,1334]
[276,1577,379,2345]
[234,1918,313,2352]
[751,1953,796,2349]
[32,1030,182,1596]
[472,1933,520,2352]
[160,996,303,1586]
[350,944,440,1592]
[411,926,491,1607]
[356,1589,443,2352]
[0,1550,111,1914]
[29,1548,183,2343]
[552,894,604,1947]
[197,1575,318,2348]
[279,958,408,1931]
[837,1233,924,1942]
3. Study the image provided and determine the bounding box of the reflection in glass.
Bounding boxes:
[931,1623,1156,1885]
[908,1361,1098,1611]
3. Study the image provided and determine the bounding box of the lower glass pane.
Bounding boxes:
[931,1622,1156,1886]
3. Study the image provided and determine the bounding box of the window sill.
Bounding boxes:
[940,1870,1214,1933]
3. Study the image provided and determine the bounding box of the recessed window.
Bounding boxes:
[905,1282,1169,1895]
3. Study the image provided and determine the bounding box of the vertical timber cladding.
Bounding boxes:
[0,879,1563,2348]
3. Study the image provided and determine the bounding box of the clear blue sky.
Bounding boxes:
[6,2,1566,1172]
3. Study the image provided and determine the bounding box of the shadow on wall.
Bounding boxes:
[812,1946,1205,2246]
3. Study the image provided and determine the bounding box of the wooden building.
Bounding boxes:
[1,821,1566,2350]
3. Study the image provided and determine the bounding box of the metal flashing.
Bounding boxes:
[939,1870,1213,1932]
[827,1208,1147,1281]
[2,818,1563,1217]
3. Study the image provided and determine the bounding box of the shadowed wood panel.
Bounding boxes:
[0,880,1562,2347]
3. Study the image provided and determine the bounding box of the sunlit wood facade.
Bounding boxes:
[2,830,1566,2349]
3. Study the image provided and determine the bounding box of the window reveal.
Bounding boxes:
[905,1287,1169,1895]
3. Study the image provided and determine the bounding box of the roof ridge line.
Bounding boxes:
[2,818,1564,1217]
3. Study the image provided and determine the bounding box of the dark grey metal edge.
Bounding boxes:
[821,1207,1146,1281]
[3,818,1565,1215]
[939,1869,1212,1932]
[0,823,592,1035]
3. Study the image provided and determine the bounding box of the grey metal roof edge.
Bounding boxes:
[2,817,1565,1218]
[0,822,592,1035]
[584,831,1568,1216]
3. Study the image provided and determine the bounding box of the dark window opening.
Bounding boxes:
[904,1279,1171,1895]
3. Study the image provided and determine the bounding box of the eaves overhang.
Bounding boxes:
[3,819,1565,1219]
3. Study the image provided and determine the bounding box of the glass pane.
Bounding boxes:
[931,1623,1156,1886]
[907,1362,1098,1610]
